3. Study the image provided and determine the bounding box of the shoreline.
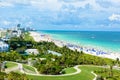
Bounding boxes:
[29,31,120,60]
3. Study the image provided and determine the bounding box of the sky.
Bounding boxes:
[0,0,120,31]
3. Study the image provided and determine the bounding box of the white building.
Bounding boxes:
[25,49,39,55]
[48,50,62,56]
[0,41,9,52]
[11,30,22,37]
[10,26,22,37]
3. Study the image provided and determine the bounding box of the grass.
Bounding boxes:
[14,70,22,74]
[23,64,36,73]
[6,62,18,68]
[64,67,76,74]
[27,65,103,80]
[77,66,101,80]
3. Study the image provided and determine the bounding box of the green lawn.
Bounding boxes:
[23,64,36,73]
[14,70,22,74]
[6,62,18,68]
[27,65,103,80]
[64,67,76,74]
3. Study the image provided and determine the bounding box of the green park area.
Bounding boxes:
[23,64,36,73]
[64,67,76,74]
[5,62,18,68]
[27,65,102,80]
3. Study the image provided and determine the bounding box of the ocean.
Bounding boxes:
[38,30,120,53]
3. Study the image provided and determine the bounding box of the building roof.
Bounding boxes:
[25,49,39,55]
[12,30,18,33]
[0,41,9,46]
[48,50,62,56]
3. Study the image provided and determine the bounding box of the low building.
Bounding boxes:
[48,50,62,56]
[0,41,9,52]
[1,37,10,41]
[25,49,39,55]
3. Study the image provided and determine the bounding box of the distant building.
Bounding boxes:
[0,41,9,52]
[10,24,23,37]
[0,29,7,38]
[25,49,39,55]
[1,37,10,41]
[0,24,24,38]
[24,27,35,31]
[11,30,21,37]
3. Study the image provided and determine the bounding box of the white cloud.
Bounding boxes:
[0,0,30,5]
[109,0,120,3]
[0,2,13,7]
[0,0,105,11]
[25,21,33,27]
[109,14,120,21]
[0,0,64,11]
[61,0,106,11]
[30,0,63,11]
[2,20,11,25]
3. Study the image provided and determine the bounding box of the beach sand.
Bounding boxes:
[30,31,120,60]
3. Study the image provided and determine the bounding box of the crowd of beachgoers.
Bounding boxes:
[30,31,120,60]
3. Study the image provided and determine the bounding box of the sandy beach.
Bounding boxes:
[30,31,66,47]
[30,31,120,60]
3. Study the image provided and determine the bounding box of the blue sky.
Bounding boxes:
[0,0,120,31]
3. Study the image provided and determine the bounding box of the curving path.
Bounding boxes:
[5,66,18,73]
[5,62,18,73]
[91,71,97,80]
[17,63,39,74]
[5,62,107,80]
[20,65,81,76]
[4,61,81,76]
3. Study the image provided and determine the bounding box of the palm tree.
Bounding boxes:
[0,61,2,72]
[109,61,114,77]
[109,65,113,77]
[116,58,119,66]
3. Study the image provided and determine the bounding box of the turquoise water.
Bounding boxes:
[38,30,120,53]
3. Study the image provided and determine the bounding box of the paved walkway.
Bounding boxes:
[21,65,81,76]
[91,71,97,80]
[6,62,120,80]
[5,66,18,73]
[5,63,98,80]
[5,62,18,73]
[17,63,24,73]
